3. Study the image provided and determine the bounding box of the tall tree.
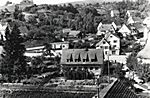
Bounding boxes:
[1,25,27,82]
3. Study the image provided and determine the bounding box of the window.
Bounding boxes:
[83,59,86,62]
[91,54,98,62]
[103,41,106,44]
[112,51,116,55]
[105,51,108,55]
[113,40,117,43]
[67,59,70,62]
[113,45,117,48]
[105,46,108,49]
[75,59,78,62]
[90,67,93,70]
[100,46,103,48]
[110,36,113,38]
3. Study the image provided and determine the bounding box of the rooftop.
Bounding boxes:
[61,49,103,65]
[93,79,138,98]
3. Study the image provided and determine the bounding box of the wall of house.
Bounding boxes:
[107,35,120,55]
[96,41,110,56]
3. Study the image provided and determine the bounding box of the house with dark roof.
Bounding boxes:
[93,79,138,98]
[61,49,104,76]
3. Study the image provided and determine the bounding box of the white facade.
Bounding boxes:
[0,22,7,41]
[96,33,120,58]
[96,39,110,57]
[51,42,69,50]
[106,33,120,55]
[118,24,131,37]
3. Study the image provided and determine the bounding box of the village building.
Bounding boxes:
[118,24,131,37]
[96,33,120,59]
[68,30,80,39]
[126,10,140,18]
[0,0,33,13]
[19,0,33,5]
[51,41,69,50]
[110,10,120,17]
[127,16,143,25]
[137,17,150,64]
[22,12,37,22]
[97,23,115,36]
[96,38,110,56]
[96,8,107,16]
[0,21,7,41]
[61,49,104,76]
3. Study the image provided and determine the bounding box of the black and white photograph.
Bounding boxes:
[0,0,149,97]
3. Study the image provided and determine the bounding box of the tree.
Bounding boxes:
[1,25,27,82]
[126,52,138,71]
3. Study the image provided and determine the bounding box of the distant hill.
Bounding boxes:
[60,0,138,5]
[85,0,124,4]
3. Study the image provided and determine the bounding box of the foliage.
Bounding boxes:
[126,52,138,71]
[64,68,94,80]
[0,25,27,83]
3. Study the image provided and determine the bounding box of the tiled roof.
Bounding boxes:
[95,79,138,98]
[61,49,103,65]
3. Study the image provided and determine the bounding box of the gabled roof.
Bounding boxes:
[100,24,115,32]
[105,32,119,40]
[96,32,119,47]
[96,38,110,47]
[94,79,138,98]
[61,49,103,65]
[69,30,80,37]
[118,24,131,33]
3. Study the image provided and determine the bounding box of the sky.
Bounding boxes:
[0,0,84,6]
